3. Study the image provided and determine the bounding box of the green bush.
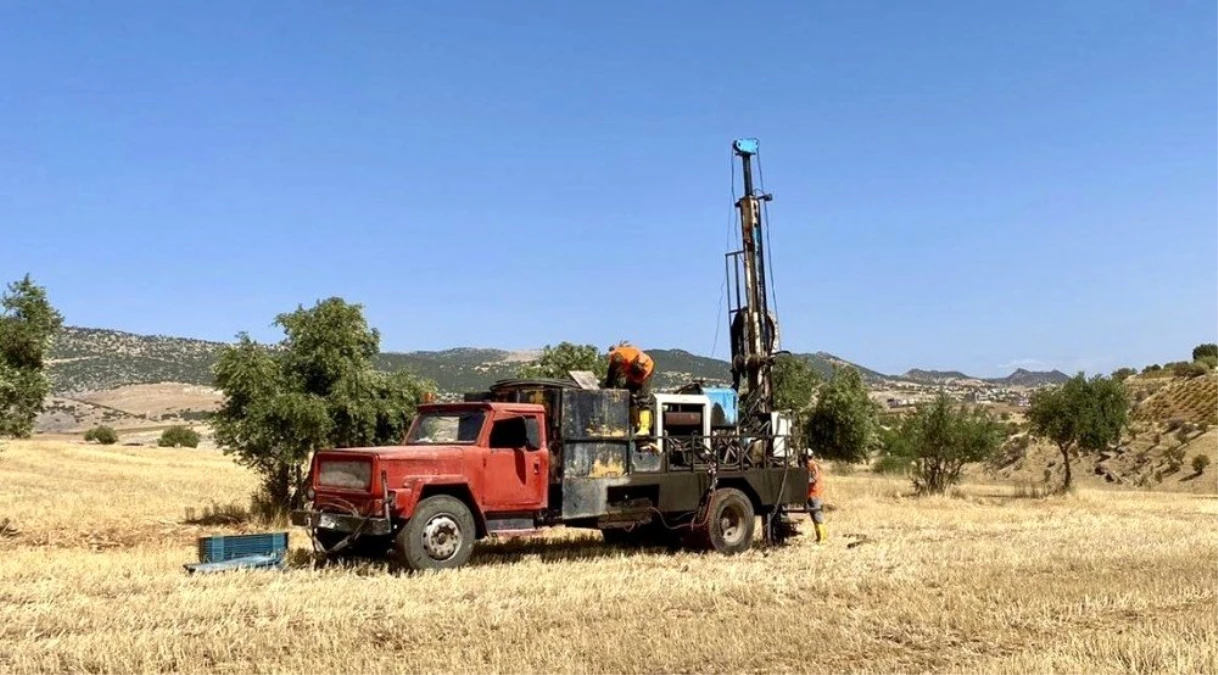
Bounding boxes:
[158,425,200,448]
[1141,364,1161,374]
[1198,355,1218,370]
[83,425,118,445]
[1172,361,1207,378]
[1193,344,1218,362]
[879,394,1004,495]
[1192,455,1211,475]
[1111,367,1136,382]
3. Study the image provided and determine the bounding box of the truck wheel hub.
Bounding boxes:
[422,515,462,560]
[719,504,745,546]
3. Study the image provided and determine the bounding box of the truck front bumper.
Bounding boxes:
[290,509,393,536]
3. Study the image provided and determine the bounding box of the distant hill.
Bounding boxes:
[988,368,1070,387]
[47,327,225,394]
[897,367,1069,387]
[45,327,740,395]
[1130,372,1218,425]
[901,368,974,384]
[46,325,1062,396]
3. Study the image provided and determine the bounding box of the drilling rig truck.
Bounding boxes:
[291,139,808,570]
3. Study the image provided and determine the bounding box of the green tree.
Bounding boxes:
[772,354,821,421]
[0,275,64,438]
[1111,367,1136,382]
[1027,373,1128,493]
[84,425,119,445]
[878,393,1004,495]
[517,342,607,380]
[212,298,434,511]
[1192,343,1218,362]
[805,365,877,463]
[158,425,200,448]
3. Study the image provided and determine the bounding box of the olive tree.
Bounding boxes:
[805,365,877,463]
[879,393,1004,494]
[518,342,607,379]
[0,275,63,438]
[772,354,821,422]
[1027,373,1128,493]
[212,297,434,512]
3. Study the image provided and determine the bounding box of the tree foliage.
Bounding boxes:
[158,425,200,448]
[1027,373,1128,493]
[1171,361,1208,378]
[84,425,118,445]
[878,394,1004,495]
[1111,367,1136,382]
[212,298,434,510]
[805,365,877,463]
[0,275,64,438]
[1193,343,1218,362]
[517,342,607,380]
[772,354,821,421]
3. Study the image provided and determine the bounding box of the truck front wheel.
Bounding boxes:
[689,487,755,555]
[393,495,477,571]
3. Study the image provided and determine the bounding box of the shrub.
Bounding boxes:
[1193,343,1218,362]
[1175,427,1193,444]
[158,425,200,448]
[879,394,1004,495]
[83,425,118,445]
[1166,418,1186,432]
[1199,355,1218,370]
[1172,361,1207,378]
[999,412,1011,421]
[1141,364,1161,374]
[1111,367,1136,382]
[1192,455,1211,475]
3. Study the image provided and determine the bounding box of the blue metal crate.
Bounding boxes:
[196,532,289,563]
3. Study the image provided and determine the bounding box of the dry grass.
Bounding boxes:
[1,439,1215,674]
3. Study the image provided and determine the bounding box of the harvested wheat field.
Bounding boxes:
[1,439,1215,675]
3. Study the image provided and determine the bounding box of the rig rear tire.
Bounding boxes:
[393,495,477,571]
[689,488,755,555]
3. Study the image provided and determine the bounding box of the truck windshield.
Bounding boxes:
[406,410,486,445]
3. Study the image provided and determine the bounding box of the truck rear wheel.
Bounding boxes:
[689,487,754,555]
[393,495,476,571]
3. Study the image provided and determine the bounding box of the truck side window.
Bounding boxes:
[489,416,528,449]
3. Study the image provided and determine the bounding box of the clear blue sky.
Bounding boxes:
[2,1,1214,377]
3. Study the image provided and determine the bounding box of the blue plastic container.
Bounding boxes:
[196,532,289,563]
[703,387,738,427]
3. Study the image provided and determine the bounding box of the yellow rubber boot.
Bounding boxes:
[815,523,827,544]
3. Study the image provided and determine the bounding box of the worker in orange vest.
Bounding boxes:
[605,342,655,437]
[807,453,827,544]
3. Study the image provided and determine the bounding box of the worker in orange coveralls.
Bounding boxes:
[604,342,655,438]
[807,453,827,544]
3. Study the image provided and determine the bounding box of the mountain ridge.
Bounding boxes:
[45,326,1068,394]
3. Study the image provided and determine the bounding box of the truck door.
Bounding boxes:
[483,414,548,512]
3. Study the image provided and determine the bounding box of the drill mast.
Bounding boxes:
[726,138,778,433]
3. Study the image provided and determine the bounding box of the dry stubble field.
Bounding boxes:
[1,439,1215,674]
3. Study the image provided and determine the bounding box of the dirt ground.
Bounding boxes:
[0,439,1214,674]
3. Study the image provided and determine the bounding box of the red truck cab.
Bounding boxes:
[292,401,549,570]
